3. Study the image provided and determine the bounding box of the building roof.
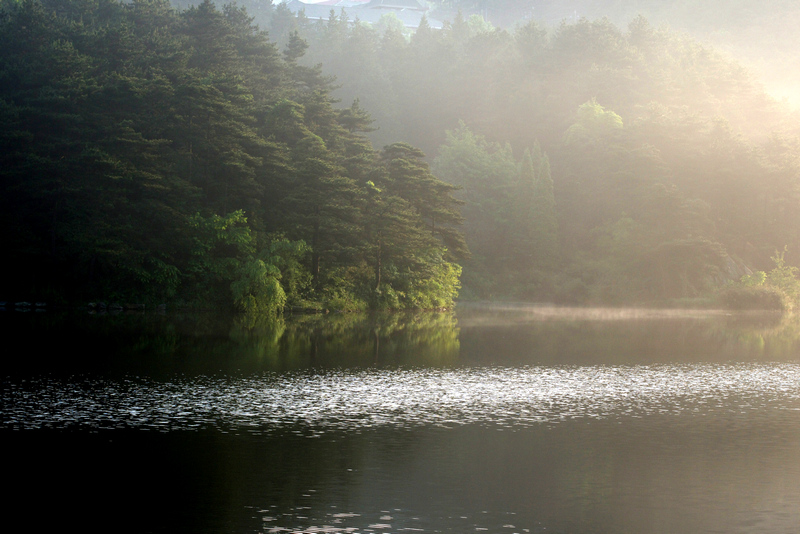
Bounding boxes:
[363,0,426,11]
[313,1,371,6]
[285,0,441,29]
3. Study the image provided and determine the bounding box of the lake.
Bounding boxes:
[2,304,800,534]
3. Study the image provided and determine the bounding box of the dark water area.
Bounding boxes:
[3,304,800,533]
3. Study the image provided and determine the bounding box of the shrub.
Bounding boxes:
[716,285,787,311]
[230,259,287,316]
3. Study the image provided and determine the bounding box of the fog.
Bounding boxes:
[4,0,800,308]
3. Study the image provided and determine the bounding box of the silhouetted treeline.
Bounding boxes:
[0,0,466,311]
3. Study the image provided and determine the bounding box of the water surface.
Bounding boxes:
[3,305,800,533]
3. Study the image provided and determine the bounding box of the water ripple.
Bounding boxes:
[3,364,800,431]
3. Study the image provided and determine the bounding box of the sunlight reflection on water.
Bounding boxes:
[4,363,800,431]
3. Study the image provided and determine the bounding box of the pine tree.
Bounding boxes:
[380,143,468,261]
[529,146,558,268]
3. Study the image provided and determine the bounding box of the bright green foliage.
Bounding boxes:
[230,259,286,316]
[322,285,368,313]
[728,247,800,310]
[767,247,800,306]
[563,99,624,146]
[260,237,312,306]
[407,260,462,310]
[741,271,767,287]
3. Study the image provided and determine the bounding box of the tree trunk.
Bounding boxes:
[375,236,382,290]
[312,220,320,287]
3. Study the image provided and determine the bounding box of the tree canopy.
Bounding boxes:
[0,0,467,311]
[5,0,800,307]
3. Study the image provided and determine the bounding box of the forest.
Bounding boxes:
[3,0,800,311]
[0,0,467,312]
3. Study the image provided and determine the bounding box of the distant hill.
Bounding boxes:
[423,0,800,107]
